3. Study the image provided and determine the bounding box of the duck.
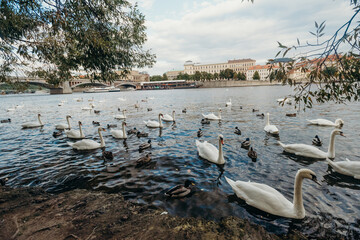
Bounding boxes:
[58,102,64,106]
[312,135,322,146]
[201,119,210,124]
[162,110,175,122]
[225,99,232,107]
[102,149,114,160]
[286,113,297,117]
[165,180,195,198]
[65,121,85,139]
[241,138,251,149]
[264,113,279,135]
[141,98,148,102]
[182,108,187,113]
[136,131,149,138]
[52,130,62,138]
[147,108,153,112]
[22,113,44,128]
[55,115,72,130]
[252,109,259,112]
[135,101,140,108]
[139,139,152,151]
[118,107,121,112]
[225,169,321,219]
[135,153,152,168]
[110,121,127,139]
[0,177,8,186]
[256,113,265,118]
[202,109,221,121]
[326,158,360,179]
[248,147,257,160]
[88,97,94,102]
[114,109,127,120]
[278,129,345,159]
[234,127,241,135]
[94,110,101,114]
[239,106,243,110]
[92,121,100,126]
[127,127,138,135]
[107,124,117,129]
[196,134,225,165]
[144,113,164,128]
[1,118,11,123]
[67,127,106,150]
[307,118,344,128]
[197,128,203,137]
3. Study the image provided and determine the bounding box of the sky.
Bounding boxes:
[130,0,355,76]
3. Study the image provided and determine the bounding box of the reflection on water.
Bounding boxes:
[0,86,359,239]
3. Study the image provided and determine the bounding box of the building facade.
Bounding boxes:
[246,65,279,81]
[165,70,184,80]
[115,70,150,82]
[183,58,256,75]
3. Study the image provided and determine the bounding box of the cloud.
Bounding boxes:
[139,0,354,75]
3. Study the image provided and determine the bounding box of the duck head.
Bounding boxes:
[184,180,196,188]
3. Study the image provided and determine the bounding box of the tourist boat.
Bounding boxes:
[83,86,121,93]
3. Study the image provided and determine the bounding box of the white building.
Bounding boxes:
[246,65,278,81]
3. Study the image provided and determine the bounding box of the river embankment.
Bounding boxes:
[198,80,283,88]
[0,187,305,240]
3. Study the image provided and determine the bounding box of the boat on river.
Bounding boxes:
[83,86,121,93]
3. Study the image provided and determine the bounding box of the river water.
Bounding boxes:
[0,86,359,239]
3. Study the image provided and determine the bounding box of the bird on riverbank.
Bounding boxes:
[165,180,195,198]
[1,118,11,123]
[139,140,151,151]
[225,169,321,219]
[234,127,241,135]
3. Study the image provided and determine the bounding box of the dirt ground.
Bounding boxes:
[0,187,306,240]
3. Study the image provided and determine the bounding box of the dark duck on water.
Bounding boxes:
[165,180,195,198]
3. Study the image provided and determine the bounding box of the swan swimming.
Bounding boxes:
[114,109,127,120]
[55,115,72,130]
[326,158,360,179]
[68,127,106,150]
[110,121,127,139]
[264,113,279,135]
[65,121,85,139]
[195,134,225,164]
[22,114,44,128]
[278,129,345,159]
[225,99,232,107]
[144,113,164,128]
[202,109,222,121]
[307,118,344,128]
[225,169,321,219]
[162,111,175,122]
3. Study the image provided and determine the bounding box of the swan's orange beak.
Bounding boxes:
[340,132,345,137]
[221,139,224,145]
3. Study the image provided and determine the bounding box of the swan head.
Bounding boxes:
[184,179,196,188]
[78,121,82,126]
[122,122,127,126]
[218,108,222,112]
[297,169,321,185]
[66,115,72,119]
[38,113,41,117]
[335,119,344,126]
[218,134,224,145]
[98,127,106,132]
[159,113,163,117]
[332,129,345,137]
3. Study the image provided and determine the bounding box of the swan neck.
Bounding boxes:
[79,123,84,137]
[99,129,105,147]
[217,139,225,164]
[159,115,163,127]
[67,117,71,129]
[38,115,43,125]
[123,110,126,118]
[293,172,305,216]
[327,131,336,158]
[266,114,270,126]
[122,124,127,137]
[172,111,175,121]
[218,110,221,119]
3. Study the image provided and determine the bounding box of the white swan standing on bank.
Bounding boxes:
[225,169,321,219]
[264,113,279,134]
[202,109,222,120]
[111,121,127,139]
[55,115,72,130]
[65,121,85,139]
[22,114,44,128]
[68,127,106,150]
[307,118,344,128]
[196,134,225,164]
[326,158,360,179]
[144,113,163,128]
[278,129,345,159]
[225,99,232,107]
[114,109,127,120]
[162,111,175,122]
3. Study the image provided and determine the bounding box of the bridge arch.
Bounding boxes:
[71,82,109,89]
[115,82,137,89]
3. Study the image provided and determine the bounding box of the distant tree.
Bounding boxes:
[150,75,163,81]
[269,71,275,81]
[193,71,201,81]
[183,73,190,80]
[219,70,226,80]
[223,69,234,80]
[253,71,260,80]
[214,73,219,80]
[162,73,168,80]
[207,73,213,80]
[238,72,246,80]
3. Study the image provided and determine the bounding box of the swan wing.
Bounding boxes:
[145,120,159,128]
[307,119,334,126]
[162,114,173,121]
[22,122,41,128]
[196,140,219,163]
[225,177,294,218]
[55,123,67,130]
[111,129,125,139]
[326,159,360,178]
[264,125,279,134]
[279,142,326,158]
[114,114,125,119]
[69,139,100,150]
[65,130,82,138]
[202,113,219,120]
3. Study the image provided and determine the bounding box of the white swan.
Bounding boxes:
[225,99,232,107]
[144,113,163,128]
[202,109,222,120]
[326,158,360,179]
[68,127,106,150]
[225,169,321,219]
[162,111,175,122]
[114,109,126,120]
[55,115,72,130]
[81,103,94,110]
[22,114,44,128]
[65,121,85,139]
[307,118,344,128]
[264,113,279,134]
[110,121,127,139]
[278,129,345,159]
[195,134,225,164]
[7,107,16,112]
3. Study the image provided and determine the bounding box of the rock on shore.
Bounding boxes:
[0,187,306,240]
